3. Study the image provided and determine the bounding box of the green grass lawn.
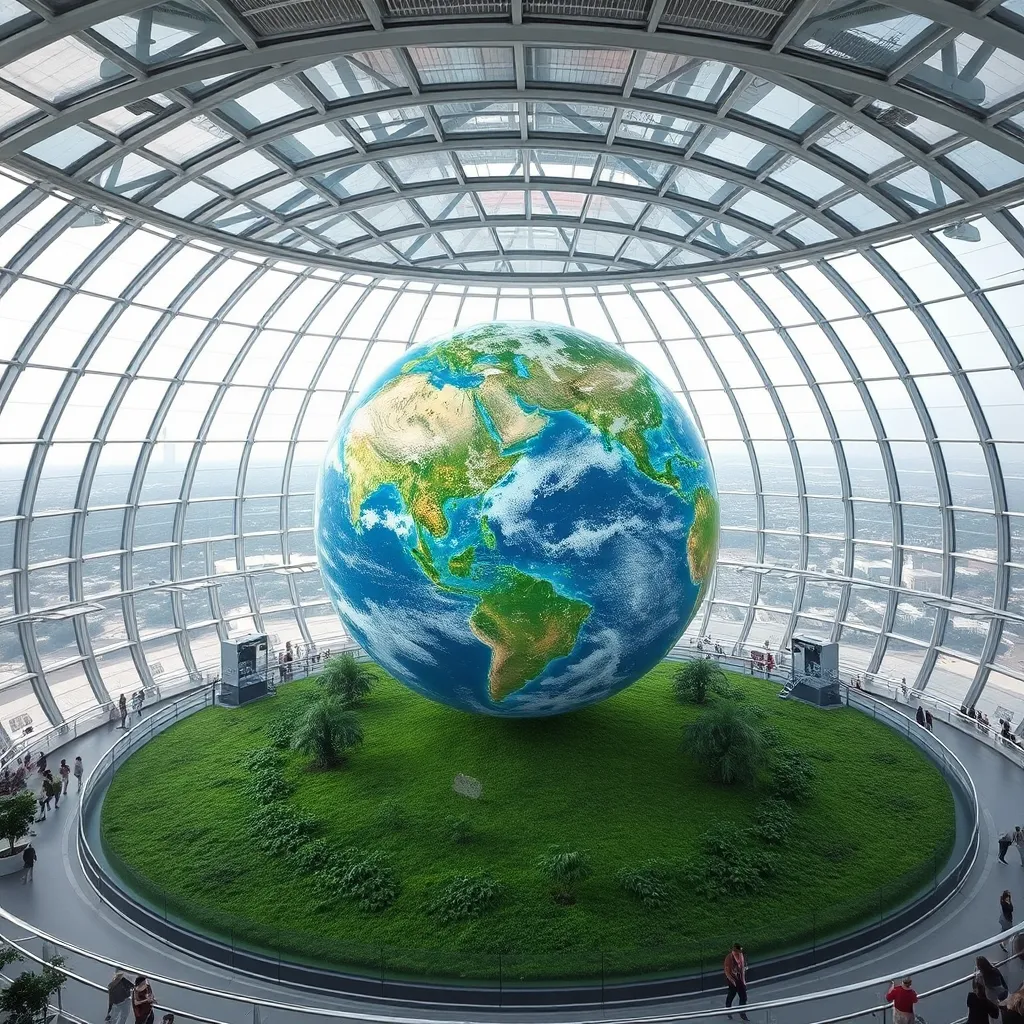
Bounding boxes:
[101,665,955,982]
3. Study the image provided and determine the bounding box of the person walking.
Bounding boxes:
[73,755,83,792]
[925,709,934,731]
[916,705,926,727]
[1000,830,1014,864]
[975,956,1009,1005]
[967,977,998,1024]
[105,969,133,1024]
[1014,826,1024,867]
[20,842,36,884]
[724,943,749,1021]
[1001,890,1014,952]
[46,772,61,810]
[132,977,156,1024]
[118,693,127,730]
[133,691,144,719]
[59,758,70,795]
[886,977,919,1024]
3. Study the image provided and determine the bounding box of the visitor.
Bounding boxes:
[1000,830,1014,864]
[119,693,128,728]
[47,771,61,809]
[886,977,918,1024]
[105,969,133,1024]
[766,653,775,675]
[975,956,1008,1005]
[1007,931,1024,993]
[132,976,156,1024]
[73,755,83,791]
[133,690,144,719]
[925,709,934,731]
[162,1015,173,1024]
[36,751,46,774]
[723,943,748,1021]
[59,758,70,795]
[967,977,999,1024]
[1001,890,1014,952]
[916,705,926,728]
[284,641,293,681]
[1015,826,1024,867]
[1004,988,1024,1024]
[901,677,908,700]
[20,841,35,884]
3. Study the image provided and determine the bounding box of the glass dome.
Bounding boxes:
[0,0,1023,735]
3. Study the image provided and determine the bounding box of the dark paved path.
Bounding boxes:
[0,696,1020,1024]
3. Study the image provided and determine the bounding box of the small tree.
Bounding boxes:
[684,703,765,785]
[673,659,729,705]
[319,654,374,707]
[538,849,593,905]
[0,948,66,1024]
[292,695,364,768]
[0,793,38,853]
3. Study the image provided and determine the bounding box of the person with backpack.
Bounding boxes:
[1000,830,1014,864]
[886,977,919,1024]
[105,969,133,1024]
[20,842,36,884]
[723,943,749,1021]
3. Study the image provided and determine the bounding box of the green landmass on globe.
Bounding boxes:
[317,321,720,715]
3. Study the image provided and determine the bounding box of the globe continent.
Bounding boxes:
[315,321,719,717]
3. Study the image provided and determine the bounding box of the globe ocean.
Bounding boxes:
[316,321,719,717]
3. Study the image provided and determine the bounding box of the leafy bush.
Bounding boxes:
[265,716,296,750]
[248,803,317,856]
[291,695,364,768]
[0,951,66,1024]
[243,747,283,774]
[319,654,374,707]
[673,659,729,704]
[617,860,675,908]
[337,851,399,912]
[684,703,766,785]
[374,800,407,831]
[538,849,593,904]
[767,747,815,803]
[685,823,776,900]
[0,792,38,851]
[429,873,501,923]
[242,747,292,804]
[753,798,794,845]
[447,815,474,845]
[287,837,335,873]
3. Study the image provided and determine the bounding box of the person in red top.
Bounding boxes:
[886,976,919,1024]
[724,943,749,1021]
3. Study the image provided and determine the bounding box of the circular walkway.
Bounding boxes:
[0,695,1018,1024]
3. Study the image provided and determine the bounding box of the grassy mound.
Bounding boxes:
[101,665,955,981]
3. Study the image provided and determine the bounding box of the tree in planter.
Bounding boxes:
[291,695,364,768]
[684,702,766,785]
[537,849,593,905]
[319,654,374,707]
[0,946,66,1024]
[0,792,38,855]
[673,659,730,705]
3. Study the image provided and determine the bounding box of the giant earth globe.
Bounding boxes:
[316,321,719,717]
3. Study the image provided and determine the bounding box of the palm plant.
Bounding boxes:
[673,659,729,704]
[684,702,765,785]
[291,695,364,768]
[537,849,593,905]
[320,653,374,707]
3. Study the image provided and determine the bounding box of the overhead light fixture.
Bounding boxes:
[943,220,981,243]
[71,205,109,228]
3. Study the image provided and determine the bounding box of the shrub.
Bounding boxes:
[243,747,283,774]
[538,849,593,904]
[753,798,794,845]
[242,747,292,804]
[287,837,335,873]
[684,703,766,785]
[291,695,364,768]
[673,659,729,704]
[767,747,815,803]
[320,654,374,707]
[0,792,38,851]
[0,952,65,1024]
[337,851,399,912]
[447,815,474,845]
[248,803,317,856]
[374,800,407,831]
[265,716,296,750]
[685,823,776,900]
[429,873,501,923]
[617,860,674,908]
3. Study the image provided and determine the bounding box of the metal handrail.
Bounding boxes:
[39,682,978,1022]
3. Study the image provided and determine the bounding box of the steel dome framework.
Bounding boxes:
[0,0,1023,734]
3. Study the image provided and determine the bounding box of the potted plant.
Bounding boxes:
[0,946,65,1024]
[0,793,37,877]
